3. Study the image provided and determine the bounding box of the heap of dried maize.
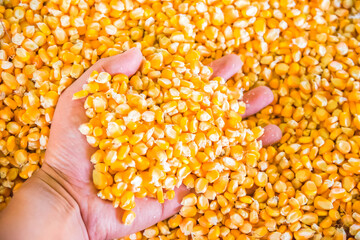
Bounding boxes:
[74,49,263,225]
[1,0,360,239]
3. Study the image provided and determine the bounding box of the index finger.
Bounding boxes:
[208,55,274,119]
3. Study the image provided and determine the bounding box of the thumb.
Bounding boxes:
[63,47,143,97]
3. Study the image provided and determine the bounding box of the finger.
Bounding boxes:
[258,124,282,147]
[65,47,143,96]
[241,86,274,118]
[209,54,243,80]
[106,185,190,239]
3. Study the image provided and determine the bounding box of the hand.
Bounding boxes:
[0,48,281,240]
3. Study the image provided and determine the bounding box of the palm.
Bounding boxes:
[43,49,281,240]
[44,73,122,239]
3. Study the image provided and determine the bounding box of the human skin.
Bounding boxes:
[0,48,282,240]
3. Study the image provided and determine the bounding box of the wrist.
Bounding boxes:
[36,166,90,239]
[0,166,89,240]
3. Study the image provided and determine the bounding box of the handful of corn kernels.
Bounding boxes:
[73,49,264,224]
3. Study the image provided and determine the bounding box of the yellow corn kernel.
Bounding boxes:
[120,191,135,211]
[314,196,333,210]
[122,210,136,225]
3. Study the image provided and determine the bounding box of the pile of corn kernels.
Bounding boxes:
[1,0,360,239]
[74,50,263,226]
